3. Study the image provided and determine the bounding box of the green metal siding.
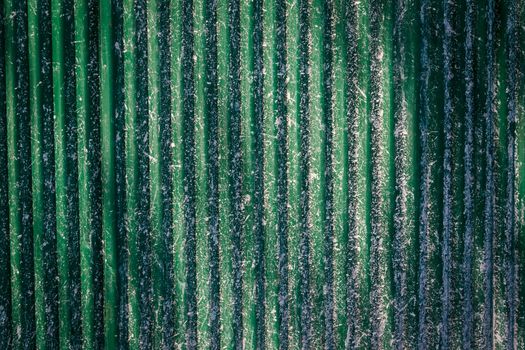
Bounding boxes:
[1,0,524,348]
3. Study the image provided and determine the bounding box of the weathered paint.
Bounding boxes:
[0,0,524,349]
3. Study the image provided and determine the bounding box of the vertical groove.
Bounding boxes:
[482,0,495,347]
[462,0,475,347]
[112,1,129,346]
[181,0,197,346]
[148,0,174,347]
[441,0,453,346]
[0,0,11,345]
[392,0,418,348]
[321,0,334,348]
[504,0,518,347]
[344,0,359,347]
[252,0,266,346]
[417,0,430,347]
[368,0,395,347]
[204,0,220,347]
[298,0,311,347]
[275,0,289,347]
[136,0,151,344]
[286,0,300,346]
[517,2,525,347]
[226,18,242,346]
[227,0,244,347]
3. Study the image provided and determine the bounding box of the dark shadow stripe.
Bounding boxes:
[462,0,475,347]
[482,1,495,348]
[441,0,453,347]
[504,1,518,348]
[252,0,266,347]
[417,0,431,347]
[298,0,311,347]
[109,1,129,347]
[181,0,197,346]
[321,1,334,349]
[344,0,359,348]
[204,0,220,347]
[134,0,153,346]
[368,0,388,347]
[157,0,175,346]
[0,1,12,347]
[87,0,104,347]
[227,0,244,347]
[274,0,289,348]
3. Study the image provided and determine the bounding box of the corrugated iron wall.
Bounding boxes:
[1,0,525,348]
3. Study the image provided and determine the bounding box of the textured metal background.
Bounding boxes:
[1,0,525,348]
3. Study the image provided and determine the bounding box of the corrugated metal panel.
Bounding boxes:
[1,0,524,348]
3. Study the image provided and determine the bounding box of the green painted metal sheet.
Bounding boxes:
[1,0,525,348]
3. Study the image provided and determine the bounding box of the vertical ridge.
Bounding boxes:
[308,0,330,345]
[286,0,301,346]
[262,0,279,344]
[99,0,119,346]
[170,0,186,345]
[217,0,234,345]
[193,0,211,344]
[240,0,257,346]
[332,0,350,347]
[123,2,140,346]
